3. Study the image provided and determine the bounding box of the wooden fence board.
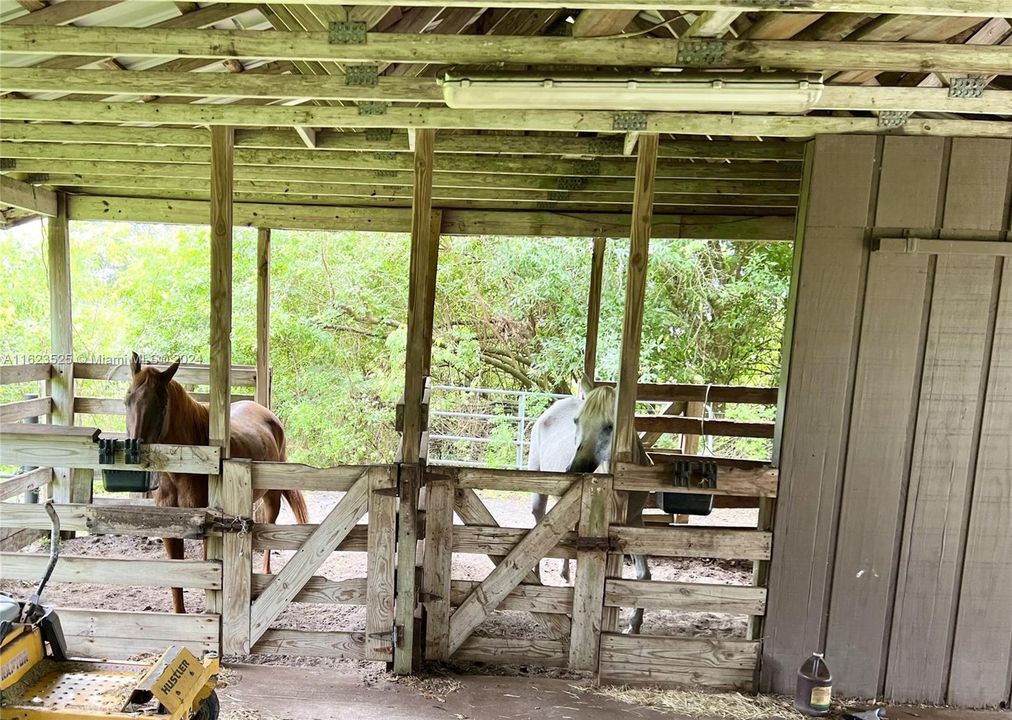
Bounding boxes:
[599,633,758,689]
[221,460,252,654]
[948,265,1012,706]
[252,629,384,661]
[887,254,998,703]
[1,502,209,538]
[0,553,221,589]
[0,396,51,423]
[250,462,374,492]
[604,579,766,615]
[0,363,51,385]
[251,574,367,604]
[58,608,219,658]
[614,462,777,497]
[611,526,771,560]
[438,467,576,496]
[73,361,257,387]
[453,637,568,667]
[0,466,52,501]
[366,466,397,660]
[252,523,368,551]
[595,382,778,405]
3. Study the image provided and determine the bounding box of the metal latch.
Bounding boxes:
[209,514,255,535]
[672,460,718,489]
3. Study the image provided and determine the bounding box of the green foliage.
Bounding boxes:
[0,220,791,465]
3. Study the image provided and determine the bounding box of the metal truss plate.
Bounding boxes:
[364,128,393,142]
[0,158,15,170]
[329,21,367,44]
[949,76,986,98]
[346,65,379,87]
[373,151,396,161]
[613,112,647,131]
[587,136,624,155]
[878,111,911,128]
[677,39,726,66]
[574,159,601,176]
[557,176,587,191]
[358,101,388,116]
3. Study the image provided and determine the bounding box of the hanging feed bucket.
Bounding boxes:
[658,491,714,516]
[102,469,159,493]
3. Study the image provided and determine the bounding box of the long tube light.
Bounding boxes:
[440,73,825,113]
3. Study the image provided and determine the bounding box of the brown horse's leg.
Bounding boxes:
[257,491,283,574]
[163,537,186,613]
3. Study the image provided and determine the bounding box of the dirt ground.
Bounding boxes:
[1,490,757,671]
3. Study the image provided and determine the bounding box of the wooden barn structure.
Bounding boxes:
[1,1,1011,709]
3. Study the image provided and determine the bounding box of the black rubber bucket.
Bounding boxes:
[102,469,158,493]
[658,491,714,516]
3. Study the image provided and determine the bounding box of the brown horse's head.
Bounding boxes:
[125,352,180,443]
[567,385,615,474]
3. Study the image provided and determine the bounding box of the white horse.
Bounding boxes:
[529,382,651,634]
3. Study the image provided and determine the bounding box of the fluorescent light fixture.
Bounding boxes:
[440,73,824,113]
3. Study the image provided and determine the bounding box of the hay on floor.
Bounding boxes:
[593,686,805,719]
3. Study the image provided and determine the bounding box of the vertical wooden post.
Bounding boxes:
[366,466,398,660]
[207,125,234,618]
[255,228,271,408]
[394,126,435,674]
[47,194,89,505]
[421,211,443,378]
[583,237,606,382]
[569,474,612,670]
[221,459,252,654]
[612,133,658,465]
[421,476,454,661]
[603,134,658,637]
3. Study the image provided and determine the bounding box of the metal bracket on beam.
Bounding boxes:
[949,76,986,98]
[374,169,398,178]
[546,190,570,202]
[346,65,379,87]
[613,112,647,132]
[328,21,367,44]
[587,136,623,155]
[358,101,388,116]
[373,151,396,161]
[574,159,601,176]
[676,39,726,66]
[878,111,911,128]
[23,173,50,184]
[364,128,393,143]
[0,158,15,170]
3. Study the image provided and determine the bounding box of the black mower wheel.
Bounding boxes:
[192,691,220,720]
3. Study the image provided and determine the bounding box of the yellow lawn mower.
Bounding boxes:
[1,501,220,720]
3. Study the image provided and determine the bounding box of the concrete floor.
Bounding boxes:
[219,664,1012,720]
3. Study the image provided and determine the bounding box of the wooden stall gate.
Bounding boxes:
[419,455,776,688]
[219,460,399,663]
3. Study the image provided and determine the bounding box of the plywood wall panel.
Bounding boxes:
[885,254,999,704]
[947,264,1012,707]
[763,135,877,694]
[942,139,1012,233]
[824,252,930,698]
[875,137,946,229]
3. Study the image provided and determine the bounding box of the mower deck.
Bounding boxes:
[2,659,153,719]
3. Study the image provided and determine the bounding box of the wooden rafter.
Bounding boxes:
[0,175,57,216]
[3,100,1008,137]
[4,27,1011,76]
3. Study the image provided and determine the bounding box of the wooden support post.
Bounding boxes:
[46,193,89,506]
[395,126,435,674]
[255,227,271,408]
[207,124,234,617]
[421,210,443,378]
[421,477,454,660]
[613,133,658,465]
[569,474,612,670]
[604,134,657,635]
[583,237,606,383]
[221,459,252,654]
[366,466,398,660]
[602,490,628,634]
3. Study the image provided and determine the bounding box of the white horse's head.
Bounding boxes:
[567,385,615,473]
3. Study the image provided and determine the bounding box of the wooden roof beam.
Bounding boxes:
[3,100,1009,138]
[4,1,121,26]
[0,175,58,216]
[682,11,742,38]
[570,9,639,37]
[44,1,1002,19]
[5,68,1009,114]
[0,124,806,160]
[4,27,1012,75]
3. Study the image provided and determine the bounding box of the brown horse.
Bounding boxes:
[125,353,309,613]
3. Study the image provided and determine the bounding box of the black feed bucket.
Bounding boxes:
[102,469,159,493]
[659,491,714,516]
